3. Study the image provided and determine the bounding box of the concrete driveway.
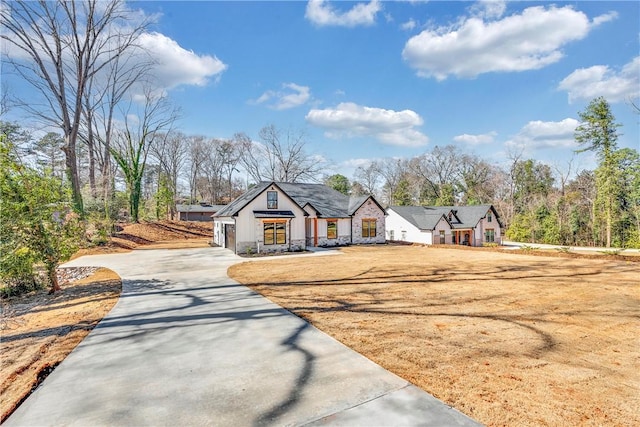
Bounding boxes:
[6,247,480,427]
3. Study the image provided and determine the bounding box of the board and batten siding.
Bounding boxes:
[235,185,306,253]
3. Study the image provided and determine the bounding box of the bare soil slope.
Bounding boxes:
[229,245,640,427]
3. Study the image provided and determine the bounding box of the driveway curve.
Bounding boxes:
[6,247,480,426]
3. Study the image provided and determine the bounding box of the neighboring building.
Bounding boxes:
[213,181,386,253]
[386,205,502,246]
[176,203,225,221]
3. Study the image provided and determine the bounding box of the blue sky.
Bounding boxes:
[5,0,640,180]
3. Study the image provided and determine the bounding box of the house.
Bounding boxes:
[176,203,225,221]
[386,205,502,246]
[213,182,386,253]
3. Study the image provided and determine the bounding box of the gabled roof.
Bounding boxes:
[388,206,449,230]
[388,204,502,230]
[214,181,385,219]
[214,182,272,217]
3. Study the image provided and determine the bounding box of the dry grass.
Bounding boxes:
[228,244,640,427]
[0,269,121,422]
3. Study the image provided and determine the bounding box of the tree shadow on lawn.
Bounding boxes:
[237,261,638,363]
[4,277,319,426]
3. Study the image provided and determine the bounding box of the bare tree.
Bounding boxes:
[379,158,408,206]
[186,135,208,202]
[149,130,188,218]
[354,161,382,197]
[409,145,462,205]
[239,125,322,183]
[110,89,178,222]
[1,0,149,214]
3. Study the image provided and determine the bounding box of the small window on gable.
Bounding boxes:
[267,191,278,209]
[487,212,492,223]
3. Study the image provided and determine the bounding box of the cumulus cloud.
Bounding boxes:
[305,102,429,147]
[140,32,227,89]
[453,131,497,145]
[305,0,381,27]
[558,56,639,103]
[402,5,613,80]
[251,83,311,110]
[506,118,580,150]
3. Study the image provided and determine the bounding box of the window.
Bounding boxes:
[439,230,445,244]
[327,220,337,239]
[485,229,495,243]
[389,230,394,240]
[487,212,492,223]
[362,219,376,238]
[264,221,286,245]
[267,191,278,209]
[401,231,406,241]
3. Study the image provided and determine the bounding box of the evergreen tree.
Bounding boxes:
[575,97,621,247]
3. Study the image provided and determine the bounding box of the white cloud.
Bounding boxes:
[506,118,580,150]
[139,32,227,89]
[453,131,497,145]
[469,0,507,19]
[401,19,417,31]
[402,6,611,80]
[305,0,381,27]
[251,83,311,110]
[592,11,618,27]
[305,102,429,147]
[558,57,640,103]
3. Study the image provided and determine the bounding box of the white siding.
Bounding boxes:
[386,208,430,244]
[235,185,306,253]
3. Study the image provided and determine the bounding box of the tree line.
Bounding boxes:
[1,0,638,296]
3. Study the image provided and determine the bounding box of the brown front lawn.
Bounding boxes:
[228,245,640,427]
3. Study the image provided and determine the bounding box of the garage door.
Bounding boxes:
[224,224,235,251]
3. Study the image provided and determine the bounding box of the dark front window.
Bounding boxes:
[485,229,495,243]
[264,221,285,245]
[327,220,337,239]
[487,212,492,223]
[267,191,278,209]
[362,219,376,238]
[439,230,445,244]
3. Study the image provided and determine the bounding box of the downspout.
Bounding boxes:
[288,218,292,251]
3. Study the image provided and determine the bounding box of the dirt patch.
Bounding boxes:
[228,244,640,427]
[1,268,121,422]
[74,220,214,257]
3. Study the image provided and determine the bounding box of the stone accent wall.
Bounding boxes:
[352,199,385,244]
[317,235,351,247]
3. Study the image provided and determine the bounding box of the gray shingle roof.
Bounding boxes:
[213,181,383,219]
[214,182,272,217]
[176,204,225,213]
[389,204,501,230]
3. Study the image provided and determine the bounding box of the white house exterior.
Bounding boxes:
[214,182,386,254]
[386,205,503,246]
